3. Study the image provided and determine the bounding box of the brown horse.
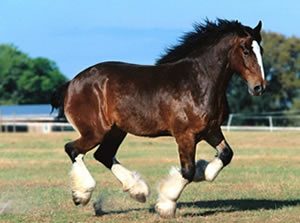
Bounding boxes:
[51,19,266,218]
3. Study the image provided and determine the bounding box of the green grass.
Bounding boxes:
[0,132,300,222]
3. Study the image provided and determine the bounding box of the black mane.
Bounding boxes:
[156,19,253,65]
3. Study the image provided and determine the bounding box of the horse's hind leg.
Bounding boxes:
[65,133,103,206]
[94,126,150,203]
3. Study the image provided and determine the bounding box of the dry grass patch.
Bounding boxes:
[0,131,300,222]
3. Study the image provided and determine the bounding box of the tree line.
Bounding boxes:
[0,31,299,115]
[0,44,67,104]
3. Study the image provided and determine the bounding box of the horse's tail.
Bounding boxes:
[50,81,70,118]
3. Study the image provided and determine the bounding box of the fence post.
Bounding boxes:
[13,112,16,133]
[227,114,233,132]
[268,116,273,132]
[43,123,51,134]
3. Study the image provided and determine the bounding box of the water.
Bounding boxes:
[0,104,57,117]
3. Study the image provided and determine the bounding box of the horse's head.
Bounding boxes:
[229,21,266,96]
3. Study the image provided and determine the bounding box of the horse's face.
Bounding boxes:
[230,21,266,96]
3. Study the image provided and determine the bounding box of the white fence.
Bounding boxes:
[225,113,300,132]
[223,125,300,132]
[1,113,300,133]
[0,115,72,133]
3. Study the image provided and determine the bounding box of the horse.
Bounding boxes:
[51,19,266,218]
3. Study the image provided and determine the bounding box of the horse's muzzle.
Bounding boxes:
[248,84,266,96]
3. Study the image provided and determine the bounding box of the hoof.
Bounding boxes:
[130,193,147,203]
[72,189,94,206]
[73,200,80,206]
[155,200,176,218]
[125,172,150,203]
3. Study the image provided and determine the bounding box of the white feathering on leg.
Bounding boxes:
[70,154,96,205]
[204,158,224,182]
[111,163,149,203]
[155,167,189,218]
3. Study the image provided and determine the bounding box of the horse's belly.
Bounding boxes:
[114,112,169,137]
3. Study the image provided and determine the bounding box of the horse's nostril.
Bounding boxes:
[253,85,263,93]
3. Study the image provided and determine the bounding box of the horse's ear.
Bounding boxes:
[254,21,262,34]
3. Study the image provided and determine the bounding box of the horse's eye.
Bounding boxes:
[243,48,250,56]
[240,44,250,56]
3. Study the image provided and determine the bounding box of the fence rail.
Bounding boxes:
[222,125,300,132]
[0,116,69,133]
[1,114,300,133]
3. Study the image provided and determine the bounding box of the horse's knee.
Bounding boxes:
[181,165,195,182]
[65,142,79,163]
[219,145,233,166]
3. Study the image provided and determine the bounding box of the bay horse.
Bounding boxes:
[51,19,266,218]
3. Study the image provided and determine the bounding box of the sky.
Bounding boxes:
[0,0,299,79]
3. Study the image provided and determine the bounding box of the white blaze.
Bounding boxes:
[252,40,265,80]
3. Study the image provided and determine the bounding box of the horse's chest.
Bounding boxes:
[207,102,229,126]
[195,100,228,129]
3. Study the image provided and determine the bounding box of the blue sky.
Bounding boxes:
[0,0,299,79]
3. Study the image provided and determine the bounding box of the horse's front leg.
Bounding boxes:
[193,128,234,182]
[155,133,196,218]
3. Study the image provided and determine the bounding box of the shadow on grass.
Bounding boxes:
[94,207,149,216]
[178,199,300,217]
[93,198,153,217]
[93,198,300,217]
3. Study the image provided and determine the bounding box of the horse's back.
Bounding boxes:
[63,60,212,138]
[63,61,172,136]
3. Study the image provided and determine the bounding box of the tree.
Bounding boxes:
[0,44,67,104]
[227,32,300,114]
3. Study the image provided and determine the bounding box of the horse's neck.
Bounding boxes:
[192,46,233,94]
[188,39,234,112]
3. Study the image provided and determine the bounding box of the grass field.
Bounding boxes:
[0,131,300,223]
